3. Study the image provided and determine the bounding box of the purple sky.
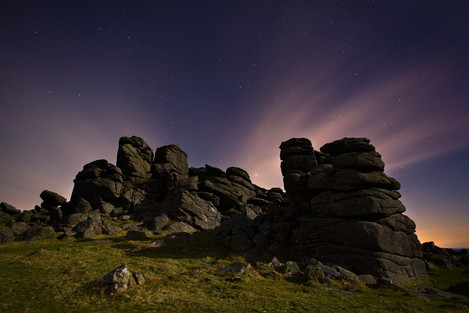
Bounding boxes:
[1,1,468,248]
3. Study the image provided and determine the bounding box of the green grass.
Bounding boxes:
[0,233,468,312]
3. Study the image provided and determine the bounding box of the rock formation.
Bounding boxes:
[280,137,426,281]
[0,135,428,283]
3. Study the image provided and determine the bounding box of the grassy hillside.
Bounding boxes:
[0,233,468,312]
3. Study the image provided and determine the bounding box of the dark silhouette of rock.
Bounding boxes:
[280,138,318,198]
[278,137,426,282]
[40,190,66,209]
[0,202,21,216]
[153,144,189,176]
[0,135,429,284]
[71,160,123,211]
[117,136,153,178]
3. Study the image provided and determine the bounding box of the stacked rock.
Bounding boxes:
[281,137,426,282]
[279,138,318,199]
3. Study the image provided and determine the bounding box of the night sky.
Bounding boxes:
[1,1,468,248]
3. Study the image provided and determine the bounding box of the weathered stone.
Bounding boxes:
[68,197,93,214]
[205,164,226,177]
[63,213,88,228]
[0,202,21,216]
[304,264,325,281]
[40,190,66,209]
[133,272,145,285]
[320,137,375,155]
[269,257,283,270]
[117,136,153,178]
[74,219,102,238]
[0,211,14,224]
[153,214,170,231]
[279,138,315,159]
[308,188,405,217]
[286,261,300,275]
[89,264,132,295]
[126,230,150,240]
[100,202,115,216]
[0,230,15,243]
[163,221,197,233]
[358,274,377,286]
[308,168,401,191]
[18,210,33,223]
[158,190,221,230]
[102,224,124,235]
[196,192,220,207]
[202,177,255,210]
[330,151,385,171]
[71,160,123,210]
[153,145,189,176]
[23,225,56,241]
[226,167,251,181]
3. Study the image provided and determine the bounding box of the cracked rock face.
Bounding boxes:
[117,136,154,178]
[280,137,426,282]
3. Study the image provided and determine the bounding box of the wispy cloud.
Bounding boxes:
[225,65,469,189]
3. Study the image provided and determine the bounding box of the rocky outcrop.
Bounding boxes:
[282,137,426,282]
[0,135,428,284]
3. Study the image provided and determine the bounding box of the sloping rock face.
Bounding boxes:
[281,137,426,281]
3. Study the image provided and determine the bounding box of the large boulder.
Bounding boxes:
[320,137,375,155]
[117,136,153,178]
[70,160,123,211]
[153,145,189,176]
[40,190,66,209]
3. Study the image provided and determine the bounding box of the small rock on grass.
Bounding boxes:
[89,264,145,295]
[218,262,251,275]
